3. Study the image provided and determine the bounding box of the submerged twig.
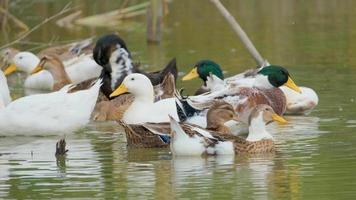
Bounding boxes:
[0,3,72,50]
[55,138,68,156]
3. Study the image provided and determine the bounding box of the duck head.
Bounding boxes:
[254,65,301,93]
[182,60,224,82]
[1,48,19,69]
[31,55,66,75]
[93,34,130,72]
[206,101,239,131]
[3,52,39,75]
[246,104,287,142]
[110,73,154,101]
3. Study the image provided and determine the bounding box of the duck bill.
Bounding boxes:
[3,64,17,76]
[284,76,301,93]
[272,114,288,124]
[31,65,43,75]
[182,67,198,81]
[110,83,128,98]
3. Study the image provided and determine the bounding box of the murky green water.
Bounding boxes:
[1,0,356,199]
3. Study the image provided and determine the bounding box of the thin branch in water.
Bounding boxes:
[0,2,73,50]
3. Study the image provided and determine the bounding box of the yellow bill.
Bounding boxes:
[110,83,128,98]
[284,76,301,93]
[272,114,288,124]
[4,64,17,76]
[182,67,199,81]
[31,65,44,75]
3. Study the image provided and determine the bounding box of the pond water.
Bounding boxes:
[1,0,356,199]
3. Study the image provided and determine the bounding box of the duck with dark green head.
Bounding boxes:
[182,59,318,115]
[182,64,302,124]
[182,60,224,95]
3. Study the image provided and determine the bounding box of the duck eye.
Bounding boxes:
[19,56,22,59]
[131,78,135,81]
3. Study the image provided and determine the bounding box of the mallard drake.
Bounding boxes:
[0,70,101,136]
[91,73,176,121]
[109,73,179,123]
[180,65,300,125]
[182,60,318,115]
[3,51,101,90]
[169,104,287,156]
[116,101,239,148]
[93,34,178,99]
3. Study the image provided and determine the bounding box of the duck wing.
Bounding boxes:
[153,73,176,100]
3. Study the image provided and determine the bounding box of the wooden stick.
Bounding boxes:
[0,3,72,50]
[210,0,267,67]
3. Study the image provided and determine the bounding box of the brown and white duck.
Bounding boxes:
[116,101,239,148]
[169,104,287,156]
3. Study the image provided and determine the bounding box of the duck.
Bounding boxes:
[117,101,239,148]
[1,37,93,69]
[91,73,176,121]
[93,34,178,99]
[3,51,101,90]
[180,65,300,125]
[1,48,19,70]
[31,55,71,91]
[109,73,179,123]
[169,104,287,156]
[0,70,101,136]
[182,59,318,115]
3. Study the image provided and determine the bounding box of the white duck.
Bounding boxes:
[109,73,179,124]
[4,51,101,90]
[0,70,101,136]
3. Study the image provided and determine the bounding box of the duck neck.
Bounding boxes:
[246,113,273,142]
[131,86,155,105]
[253,74,274,90]
[110,48,134,90]
[206,117,231,135]
[47,66,71,90]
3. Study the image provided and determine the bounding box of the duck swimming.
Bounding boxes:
[109,73,179,124]
[0,70,101,136]
[117,101,239,148]
[182,60,318,115]
[93,34,178,99]
[169,104,287,156]
[181,65,300,125]
[4,51,101,90]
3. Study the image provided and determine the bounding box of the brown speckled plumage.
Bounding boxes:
[91,93,134,121]
[118,121,169,148]
[233,138,275,155]
[235,87,286,123]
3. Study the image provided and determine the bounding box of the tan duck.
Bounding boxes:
[169,104,287,156]
[32,55,71,91]
[117,101,239,148]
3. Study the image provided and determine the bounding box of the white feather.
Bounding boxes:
[0,73,101,136]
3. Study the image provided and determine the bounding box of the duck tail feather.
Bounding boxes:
[160,57,178,82]
[174,89,201,122]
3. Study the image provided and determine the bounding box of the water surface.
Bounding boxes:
[1,0,356,199]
